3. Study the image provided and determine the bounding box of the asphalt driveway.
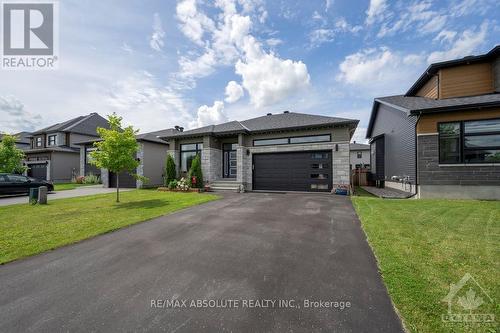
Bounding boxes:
[0,185,132,206]
[0,193,403,332]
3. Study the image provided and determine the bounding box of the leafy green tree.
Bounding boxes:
[90,114,139,203]
[0,134,27,174]
[164,154,176,185]
[188,154,203,188]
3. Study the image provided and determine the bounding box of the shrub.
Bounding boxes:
[188,154,203,188]
[83,173,100,184]
[167,179,178,190]
[176,177,190,191]
[164,154,176,186]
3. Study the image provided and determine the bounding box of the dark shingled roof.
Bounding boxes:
[161,112,358,139]
[0,131,31,144]
[376,94,500,114]
[135,128,177,144]
[366,94,500,138]
[350,143,370,150]
[30,113,109,136]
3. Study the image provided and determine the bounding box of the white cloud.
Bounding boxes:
[427,21,488,63]
[0,96,43,133]
[106,71,192,132]
[365,0,387,25]
[433,30,457,44]
[450,0,495,17]
[150,13,165,52]
[176,0,215,46]
[266,38,283,46]
[336,47,422,95]
[224,81,244,103]
[420,15,447,33]
[325,0,334,12]
[335,17,363,33]
[235,37,310,107]
[177,48,217,80]
[191,100,227,128]
[121,42,133,54]
[309,29,335,47]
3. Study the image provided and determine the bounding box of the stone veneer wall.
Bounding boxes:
[136,143,145,188]
[79,146,85,177]
[241,142,350,190]
[417,134,500,185]
[202,147,222,183]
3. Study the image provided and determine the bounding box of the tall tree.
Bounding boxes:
[90,114,139,203]
[0,134,26,174]
[164,154,176,185]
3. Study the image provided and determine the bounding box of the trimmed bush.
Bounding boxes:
[164,154,176,186]
[188,154,203,188]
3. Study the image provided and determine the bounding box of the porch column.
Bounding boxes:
[237,134,245,184]
[79,146,85,177]
[201,136,221,183]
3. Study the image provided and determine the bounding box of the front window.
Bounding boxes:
[48,135,56,146]
[180,143,203,172]
[357,151,362,159]
[253,134,330,146]
[36,137,42,147]
[438,118,500,164]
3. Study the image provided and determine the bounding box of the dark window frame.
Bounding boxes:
[438,117,500,164]
[48,135,57,146]
[36,137,43,147]
[180,143,203,172]
[253,134,331,147]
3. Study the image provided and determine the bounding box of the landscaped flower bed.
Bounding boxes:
[157,187,203,193]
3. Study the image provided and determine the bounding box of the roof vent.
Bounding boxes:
[174,125,179,130]
[283,111,290,114]
[179,127,184,132]
[266,113,272,116]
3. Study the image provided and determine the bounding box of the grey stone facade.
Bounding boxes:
[417,134,500,186]
[202,147,222,183]
[136,143,145,188]
[79,146,85,177]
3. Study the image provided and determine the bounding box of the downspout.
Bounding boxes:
[411,111,422,198]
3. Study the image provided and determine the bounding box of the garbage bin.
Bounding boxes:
[29,188,39,205]
[38,186,48,204]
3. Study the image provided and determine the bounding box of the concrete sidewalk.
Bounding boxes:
[0,185,133,206]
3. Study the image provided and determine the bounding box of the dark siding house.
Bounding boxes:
[366,45,500,199]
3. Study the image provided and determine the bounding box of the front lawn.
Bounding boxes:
[0,190,218,264]
[352,197,499,333]
[53,183,97,191]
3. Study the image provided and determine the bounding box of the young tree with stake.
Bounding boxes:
[90,114,139,203]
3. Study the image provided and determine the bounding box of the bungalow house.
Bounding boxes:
[350,142,370,170]
[366,45,500,199]
[23,113,109,182]
[77,129,176,188]
[160,112,358,192]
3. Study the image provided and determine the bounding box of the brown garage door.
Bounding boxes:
[253,151,331,192]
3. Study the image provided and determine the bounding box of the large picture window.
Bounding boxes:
[48,135,57,146]
[438,118,500,164]
[254,134,330,146]
[180,143,203,172]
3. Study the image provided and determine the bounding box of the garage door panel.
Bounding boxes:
[253,151,331,192]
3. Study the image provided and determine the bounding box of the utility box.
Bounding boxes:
[29,188,39,205]
[38,186,48,205]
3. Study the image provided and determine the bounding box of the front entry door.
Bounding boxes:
[223,143,237,178]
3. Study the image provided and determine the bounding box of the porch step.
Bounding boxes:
[209,180,242,191]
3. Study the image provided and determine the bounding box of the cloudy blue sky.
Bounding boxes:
[1,0,498,142]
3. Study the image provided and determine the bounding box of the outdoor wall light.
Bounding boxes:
[246,149,250,156]
[335,144,338,151]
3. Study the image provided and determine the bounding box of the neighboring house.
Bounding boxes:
[77,128,175,188]
[0,132,31,150]
[350,142,370,170]
[23,113,109,183]
[160,112,358,192]
[366,45,500,199]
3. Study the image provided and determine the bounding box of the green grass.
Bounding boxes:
[0,190,218,264]
[352,186,377,197]
[352,196,500,333]
[54,183,97,191]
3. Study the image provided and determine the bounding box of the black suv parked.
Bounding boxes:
[0,173,54,195]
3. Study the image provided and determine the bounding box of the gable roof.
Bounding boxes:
[160,112,358,139]
[135,128,177,144]
[366,93,500,138]
[406,45,500,96]
[30,113,109,136]
[366,94,500,138]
